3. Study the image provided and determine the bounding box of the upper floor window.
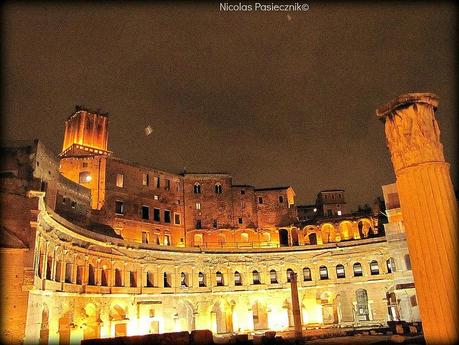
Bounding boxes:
[156,176,161,188]
[215,183,222,194]
[174,213,181,225]
[241,190,245,195]
[194,183,201,194]
[164,210,171,223]
[196,220,202,229]
[336,264,345,278]
[252,270,261,284]
[319,266,329,280]
[115,200,124,215]
[116,174,124,188]
[238,217,243,225]
[79,171,92,183]
[153,208,160,222]
[216,271,224,286]
[198,272,206,287]
[370,260,380,275]
[164,234,171,246]
[303,267,312,281]
[286,268,294,282]
[387,257,396,273]
[278,195,284,203]
[142,173,149,186]
[165,179,171,191]
[212,220,218,229]
[235,271,242,286]
[258,197,263,204]
[196,202,201,210]
[270,269,278,284]
[353,262,363,277]
[141,205,149,220]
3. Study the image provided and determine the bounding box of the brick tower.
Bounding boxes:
[59,106,111,210]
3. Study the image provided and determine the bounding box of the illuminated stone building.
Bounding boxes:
[0,107,419,344]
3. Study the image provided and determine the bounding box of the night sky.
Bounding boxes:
[2,2,457,210]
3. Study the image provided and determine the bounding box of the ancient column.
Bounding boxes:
[376,93,457,344]
[290,272,302,339]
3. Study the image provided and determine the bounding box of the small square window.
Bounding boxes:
[82,162,88,168]
[154,195,159,200]
[238,217,243,224]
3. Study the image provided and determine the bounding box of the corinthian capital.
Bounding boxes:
[376,93,444,174]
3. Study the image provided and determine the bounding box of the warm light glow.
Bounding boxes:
[85,175,92,182]
[337,210,342,216]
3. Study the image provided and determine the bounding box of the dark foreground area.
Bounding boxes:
[81,327,425,345]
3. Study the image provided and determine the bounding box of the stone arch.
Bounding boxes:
[58,309,72,345]
[357,218,373,239]
[278,229,289,247]
[110,303,128,337]
[317,291,337,324]
[211,301,233,334]
[291,228,299,246]
[320,223,336,243]
[176,300,195,332]
[252,300,269,330]
[338,221,353,241]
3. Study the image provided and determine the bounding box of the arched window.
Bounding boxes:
[303,267,312,281]
[198,272,206,287]
[241,232,249,242]
[353,262,363,277]
[88,264,95,285]
[252,270,261,284]
[404,254,412,270]
[234,271,242,286]
[387,257,396,273]
[319,266,328,280]
[216,271,224,286]
[193,183,201,194]
[180,272,188,288]
[215,183,222,194]
[336,264,345,278]
[115,268,123,287]
[370,260,379,275]
[194,234,203,246]
[263,232,271,243]
[286,268,294,282]
[270,269,278,284]
[129,271,137,287]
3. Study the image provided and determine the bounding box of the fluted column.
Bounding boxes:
[377,93,457,344]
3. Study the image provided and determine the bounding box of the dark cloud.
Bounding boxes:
[3,2,457,210]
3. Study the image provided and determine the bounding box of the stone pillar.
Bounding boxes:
[290,272,302,339]
[376,93,457,344]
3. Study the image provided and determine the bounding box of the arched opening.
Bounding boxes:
[58,310,72,345]
[176,301,195,332]
[83,304,100,340]
[286,268,294,283]
[319,266,329,280]
[370,261,379,275]
[356,289,370,321]
[252,301,269,330]
[216,271,224,286]
[279,229,289,247]
[212,302,233,334]
[386,258,396,273]
[336,264,345,278]
[234,271,242,286]
[181,272,189,288]
[146,271,154,287]
[193,234,203,246]
[308,232,317,245]
[198,272,206,287]
[386,291,400,321]
[303,267,312,281]
[101,266,108,286]
[114,268,123,287]
[111,304,127,337]
[193,183,201,194]
[88,264,95,285]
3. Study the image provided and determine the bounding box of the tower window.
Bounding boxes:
[79,171,92,183]
[165,179,170,191]
[196,220,202,229]
[195,202,201,210]
[241,190,245,195]
[194,183,201,194]
[258,197,263,204]
[212,220,217,229]
[116,174,124,188]
[174,213,181,225]
[279,196,284,203]
[238,217,243,224]
[215,183,222,194]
